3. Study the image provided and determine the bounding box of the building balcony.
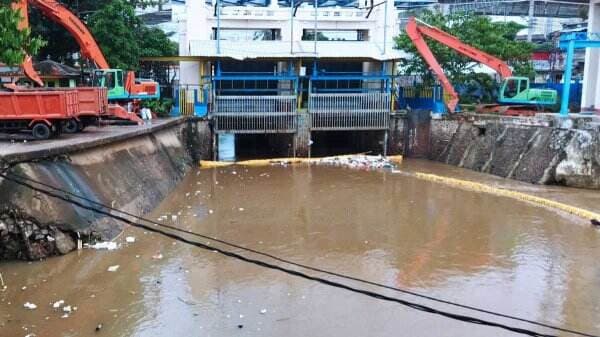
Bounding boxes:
[187,40,404,60]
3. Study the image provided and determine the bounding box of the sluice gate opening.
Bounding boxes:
[217,133,295,161]
[310,130,387,157]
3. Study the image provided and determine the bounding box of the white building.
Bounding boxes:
[177,0,404,87]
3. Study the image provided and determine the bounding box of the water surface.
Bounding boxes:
[1,161,599,337]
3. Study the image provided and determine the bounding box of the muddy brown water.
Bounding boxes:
[1,159,600,337]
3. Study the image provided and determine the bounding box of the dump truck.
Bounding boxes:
[0,90,79,139]
[4,85,110,133]
[64,87,108,133]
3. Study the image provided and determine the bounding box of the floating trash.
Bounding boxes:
[107,265,120,272]
[125,237,136,243]
[316,155,396,170]
[86,242,118,250]
[23,302,37,310]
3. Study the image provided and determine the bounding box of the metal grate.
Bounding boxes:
[213,95,298,133]
[309,92,390,130]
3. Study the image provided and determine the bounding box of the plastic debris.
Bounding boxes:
[63,306,72,313]
[208,210,214,214]
[260,309,267,314]
[125,237,136,243]
[86,242,118,250]
[23,302,37,310]
[316,155,395,170]
[52,300,65,309]
[238,208,244,212]
[107,265,120,272]
[0,272,6,291]
[152,253,163,260]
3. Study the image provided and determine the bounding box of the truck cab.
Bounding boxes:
[498,77,557,106]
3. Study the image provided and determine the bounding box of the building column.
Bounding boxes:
[581,1,600,111]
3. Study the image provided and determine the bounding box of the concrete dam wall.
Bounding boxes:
[0,119,211,260]
[428,118,600,189]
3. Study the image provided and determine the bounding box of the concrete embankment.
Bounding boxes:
[427,115,600,189]
[0,118,211,260]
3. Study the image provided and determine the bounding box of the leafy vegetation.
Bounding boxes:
[27,0,175,69]
[142,98,173,117]
[0,0,44,66]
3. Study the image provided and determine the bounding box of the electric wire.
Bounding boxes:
[0,171,562,337]
[3,171,599,337]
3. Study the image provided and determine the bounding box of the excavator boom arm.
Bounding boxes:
[405,17,513,113]
[405,17,459,113]
[28,0,110,69]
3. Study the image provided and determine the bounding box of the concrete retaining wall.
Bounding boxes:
[429,118,600,189]
[0,118,212,260]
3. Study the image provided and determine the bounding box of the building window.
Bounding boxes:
[212,28,281,41]
[302,29,368,41]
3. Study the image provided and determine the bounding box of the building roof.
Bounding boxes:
[34,60,80,78]
[187,40,407,60]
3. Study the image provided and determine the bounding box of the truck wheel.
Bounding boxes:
[63,119,79,134]
[32,123,51,140]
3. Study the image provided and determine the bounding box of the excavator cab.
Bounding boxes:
[498,77,557,106]
[93,69,127,99]
[92,69,159,101]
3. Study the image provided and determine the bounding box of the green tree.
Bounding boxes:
[87,0,176,70]
[138,26,178,58]
[29,0,174,68]
[396,10,534,83]
[0,0,44,66]
[88,0,141,70]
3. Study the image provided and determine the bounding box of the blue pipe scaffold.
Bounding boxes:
[559,32,600,116]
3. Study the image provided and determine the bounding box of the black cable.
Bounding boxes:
[0,172,559,337]
[4,171,599,337]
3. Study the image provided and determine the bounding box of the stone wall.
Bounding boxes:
[429,118,600,189]
[0,118,212,260]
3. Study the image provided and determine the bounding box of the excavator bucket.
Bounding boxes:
[22,56,44,87]
[106,104,143,125]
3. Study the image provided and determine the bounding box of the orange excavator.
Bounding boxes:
[405,17,557,115]
[12,0,158,113]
